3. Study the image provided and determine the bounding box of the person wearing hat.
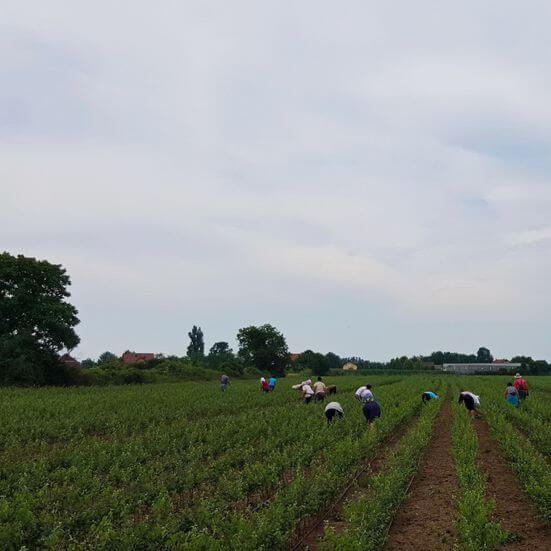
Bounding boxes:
[324,401,344,424]
[513,373,529,400]
[260,377,270,393]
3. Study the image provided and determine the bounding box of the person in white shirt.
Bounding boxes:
[313,376,327,402]
[458,390,480,417]
[291,379,310,391]
[303,382,314,404]
[355,384,374,403]
[324,402,344,424]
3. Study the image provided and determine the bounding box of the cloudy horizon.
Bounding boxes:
[3,1,551,361]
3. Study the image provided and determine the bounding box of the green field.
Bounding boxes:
[1,375,550,550]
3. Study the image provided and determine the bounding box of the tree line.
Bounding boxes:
[81,323,292,380]
[2,252,550,386]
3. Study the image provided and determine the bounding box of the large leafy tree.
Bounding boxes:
[187,325,205,362]
[209,341,232,356]
[237,324,289,376]
[207,341,234,370]
[324,352,342,371]
[0,252,80,385]
[476,347,493,363]
[295,349,330,376]
[97,351,118,365]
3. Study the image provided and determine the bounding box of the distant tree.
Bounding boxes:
[325,352,342,370]
[477,347,493,363]
[81,358,96,369]
[295,350,330,376]
[97,351,118,365]
[387,356,426,370]
[0,252,80,386]
[530,359,550,375]
[425,351,477,365]
[237,324,289,376]
[187,325,205,362]
[209,341,233,356]
[511,355,533,367]
[207,341,234,370]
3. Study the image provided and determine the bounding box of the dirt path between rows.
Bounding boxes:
[384,401,457,551]
[294,411,419,551]
[474,418,551,550]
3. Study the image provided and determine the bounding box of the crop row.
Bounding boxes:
[319,390,443,550]
[0,376,403,448]
[0,376,439,549]
[78,378,434,550]
[478,396,551,522]
[450,393,507,551]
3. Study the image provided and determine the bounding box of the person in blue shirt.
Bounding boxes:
[421,391,438,404]
[268,376,277,392]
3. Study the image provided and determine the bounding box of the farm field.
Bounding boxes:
[1,375,550,550]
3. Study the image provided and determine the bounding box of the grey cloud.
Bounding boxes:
[2,1,551,359]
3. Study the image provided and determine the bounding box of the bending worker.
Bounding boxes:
[458,390,480,417]
[355,384,374,403]
[302,380,314,404]
[363,399,381,431]
[421,391,438,404]
[324,401,344,424]
[313,376,326,402]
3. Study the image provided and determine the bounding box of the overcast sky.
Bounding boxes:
[2,1,551,361]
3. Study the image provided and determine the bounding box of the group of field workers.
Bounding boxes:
[260,376,277,392]
[504,373,529,407]
[291,378,382,431]
[296,377,337,403]
[220,371,530,424]
[456,373,529,416]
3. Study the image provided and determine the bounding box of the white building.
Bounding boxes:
[437,363,521,374]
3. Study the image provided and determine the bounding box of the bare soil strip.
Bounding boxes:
[474,418,551,551]
[384,401,457,551]
[294,410,420,551]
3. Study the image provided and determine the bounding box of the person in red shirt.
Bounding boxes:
[513,373,529,400]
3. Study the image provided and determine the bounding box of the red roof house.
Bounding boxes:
[59,353,80,369]
[122,351,154,364]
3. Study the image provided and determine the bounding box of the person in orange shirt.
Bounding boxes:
[513,373,529,400]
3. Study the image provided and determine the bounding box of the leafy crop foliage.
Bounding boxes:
[467,376,551,522]
[0,375,550,549]
[321,392,442,550]
[451,392,508,550]
[0,376,426,549]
